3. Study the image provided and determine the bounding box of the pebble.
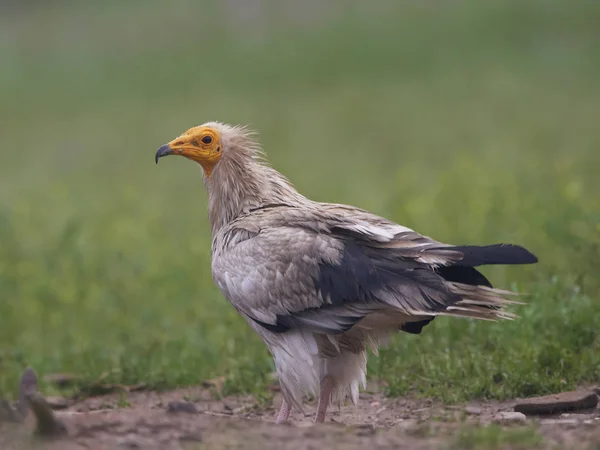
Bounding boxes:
[493,411,527,423]
[465,406,482,416]
[166,401,198,414]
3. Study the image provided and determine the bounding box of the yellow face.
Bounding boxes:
[155,126,223,176]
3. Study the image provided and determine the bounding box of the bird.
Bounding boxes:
[155,121,538,424]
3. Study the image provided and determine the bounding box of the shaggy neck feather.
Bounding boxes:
[205,152,308,235]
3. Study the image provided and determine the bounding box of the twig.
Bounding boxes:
[28,392,68,437]
[0,367,68,438]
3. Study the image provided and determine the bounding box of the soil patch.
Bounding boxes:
[1,384,599,449]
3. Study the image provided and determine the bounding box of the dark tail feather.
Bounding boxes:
[400,318,435,334]
[436,265,493,287]
[450,244,538,267]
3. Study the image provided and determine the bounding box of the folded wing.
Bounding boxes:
[212,205,537,336]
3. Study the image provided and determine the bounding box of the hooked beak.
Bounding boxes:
[155,144,174,164]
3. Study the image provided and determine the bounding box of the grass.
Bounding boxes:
[450,424,544,450]
[0,0,599,402]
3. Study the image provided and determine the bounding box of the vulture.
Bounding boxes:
[155,122,537,424]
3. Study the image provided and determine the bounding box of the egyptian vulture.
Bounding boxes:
[155,122,537,423]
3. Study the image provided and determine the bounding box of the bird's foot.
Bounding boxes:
[314,376,334,423]
[275,398,291,424]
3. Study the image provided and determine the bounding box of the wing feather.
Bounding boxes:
[212,204,533,334]
[212,206,464,334]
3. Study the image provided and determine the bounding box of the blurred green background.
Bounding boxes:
[1,0,599,401]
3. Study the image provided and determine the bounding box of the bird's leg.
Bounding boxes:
[314,376,334,423]
[275,398,291,424]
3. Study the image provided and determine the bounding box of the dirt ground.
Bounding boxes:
[1,383,599,450]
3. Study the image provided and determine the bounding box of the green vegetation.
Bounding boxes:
[1,0,599,401]
[450,424,544,450]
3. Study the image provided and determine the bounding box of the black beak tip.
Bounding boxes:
[155,144,172,164]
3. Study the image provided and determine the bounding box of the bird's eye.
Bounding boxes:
[201,135,213,145]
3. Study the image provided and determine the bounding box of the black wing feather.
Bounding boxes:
[450,244,538,267]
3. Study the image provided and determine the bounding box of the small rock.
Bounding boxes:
[494,411,527,423]
[166,401,198,414]
[514,391,598,416]
[465,406,483,416]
